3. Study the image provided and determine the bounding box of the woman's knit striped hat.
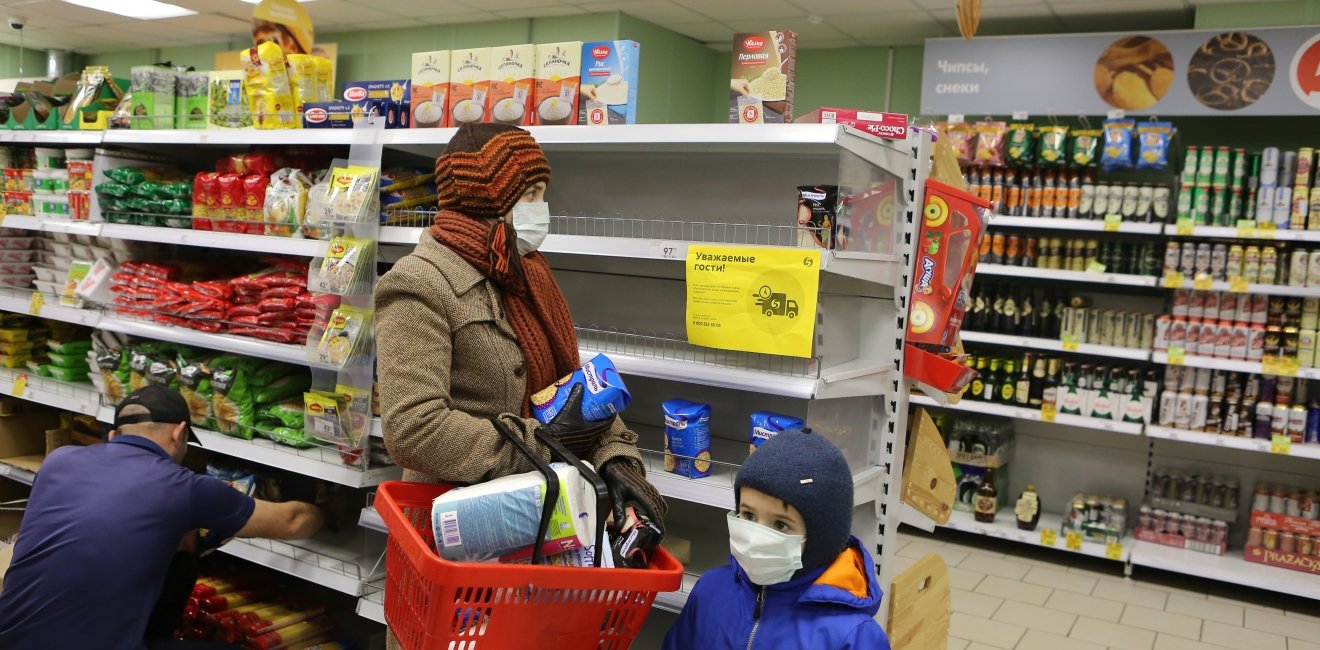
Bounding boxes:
[434,123,551,218]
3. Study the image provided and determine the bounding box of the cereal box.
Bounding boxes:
[533,41,582,125]
[341,80,409,128]
[579,40,639,126]
[487,44,535,126]
[729,31,796,124]
[411,50,450,128]
[448,48,491,127]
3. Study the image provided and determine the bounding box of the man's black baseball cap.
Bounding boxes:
[114,385,200,445]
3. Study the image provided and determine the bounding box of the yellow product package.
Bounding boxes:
[286,54,318,119]
[241,41,298,129]
[315,306,372,368]
[264,168,313,237]
[326,165,380,223]
[316,236,374,295]
[314,56,333,102]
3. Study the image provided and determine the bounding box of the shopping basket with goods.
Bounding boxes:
[376,419,684,649]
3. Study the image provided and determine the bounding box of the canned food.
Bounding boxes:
[1282,531,1297,554]
[1211,244,1228,279]
[1181,242,1198,275]
[1262,246,1279,284]
[1215,322,1234,359]
[1301,491,1320,519]
[1292,251,1310,287]
[1300,535,1315,557]
[1290,405,1308,443]
[1141,313,1156,349]
[1251,294,1269,325]
[1271,490,1288,514]
[1254,486,1272,512]
[1227,245,1244,278]
[1213,146,1231,188]
[1189,291,1207,320]
[1177,183,1193,220]
[1185,320,1204,355]
[1287,492,1302,517]
[1183,148,1200,186]
[1172,289,1191,318]
[1231,324,1250,360]
[1204,291,1223,321]
[1244,245,1261,283]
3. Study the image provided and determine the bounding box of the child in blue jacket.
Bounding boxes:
[662,429,891,650]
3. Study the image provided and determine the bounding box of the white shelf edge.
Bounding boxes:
[102,129,360,146]
[1171,279,1320,298]
[1165,224,1320,243]
[0,131,103,144]
[1129,540,1320,600]
[582,348,817,400]
[97,224,330,257]
[1145,425,1320,460]
[0,368,103,418]
[216,536,382,596]
[192,429,402,488]
[935,509,1132,562]
[1151,352,1320,380]
[0,291,102,327]
[0,461,37,485]
[97,316,311,365]
[990,216,1163,235]
[356,587,386,625]
[975,263,1158,288]
[359,506,387,534]
[909,394,1145,435]
[960,330,1152,361]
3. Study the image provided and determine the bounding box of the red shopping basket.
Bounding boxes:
[377,480,683,649]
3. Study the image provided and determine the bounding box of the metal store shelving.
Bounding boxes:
[959,330,1152,361]
[975,263,1159,288]
[990,215,1164,235]
[940,509,1133,563]
[909,394,1146,436]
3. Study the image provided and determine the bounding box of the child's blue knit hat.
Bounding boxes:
[734,428,854,571]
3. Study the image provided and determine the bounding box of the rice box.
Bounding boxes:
[488,44,535,126]
[533,41,582,125]
[448,48,491,127]
[410,50,451,128]
[579,41,639,126]
[749,411,805,454]
[663,399,711,479]
[729,31,796,124]
[530,353,631,424]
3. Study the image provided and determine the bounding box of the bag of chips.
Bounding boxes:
[1136,121,1174,171]
[939,121,976,166]
[1006,123,1036,168]
[1070,129,1102,168]
[974,121,1007,167]
[1101,119,1136,172]
[1037,125,1070,167]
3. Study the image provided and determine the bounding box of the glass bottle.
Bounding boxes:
[1042,357,1061,407]
[1015,354,1033,406]
[999,360,1018,405]
[982,358,1000,402]
[970,356,988,401]
[1029,356,1048,407]
[974,469,999,523]
[1015,484,1041,531]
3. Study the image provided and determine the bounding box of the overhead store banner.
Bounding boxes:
[922,26,1320,116]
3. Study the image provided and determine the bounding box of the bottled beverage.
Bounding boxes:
[1029,356,1048,407]
[970,356,989,401]
[1000,360,1018,404]
[983,358,1001,402]
[974,469,999,523]
[1021,289,1037,336]
[1015,354,1033,406]
[1015,484,1041,531]
[1059,362,1083,415]
[960,355,978,400]
[1042,358,1061,407]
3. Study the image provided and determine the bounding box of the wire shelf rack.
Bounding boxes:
[576,326,818,379]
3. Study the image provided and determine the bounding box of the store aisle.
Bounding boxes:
[903,529,1320,650]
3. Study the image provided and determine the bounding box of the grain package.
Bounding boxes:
[174,71,209,129]
[487,44,534,126]
[579,40,639,126]
[729,31,796,124]
[286,54,320,121]
[410,50,451,128]
[241,41,298,129]
[533,41,582,125]
[130,65,178,130]
[207,71,252,129]
[448,48,491,127]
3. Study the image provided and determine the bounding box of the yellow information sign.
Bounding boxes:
[1236,220,1256,239]
[1103,214,1121,232]
[1040,528,1057,547]
[1175,217,1194,236]
[1040,403,1057,422]
[11,373,27,398]
[1163,271,1185,288]
[686,245,821,358]
[1271,434,1292,455]
[1260,221,1278,233]
[1065,530,1083,551]
[1168,346,1186,365]
[1086,261,1106,274]
[1263,356,1300,378]
[28,291,43,316]
[1061,333,1079,351]
[1193,273,1214,291]
[1229,276,1249,293]
[1105,540,1123,560]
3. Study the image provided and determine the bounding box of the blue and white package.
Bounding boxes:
[663,399,712,478]
[749,411,805,454]
[530,353,631,424]
[578,40,639,125]
[431,462,596,563]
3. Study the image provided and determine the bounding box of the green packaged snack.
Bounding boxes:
[263,425,315,449]
[1070,129,1102,168]
[1037,125,1070,167]
[47,339,93,355]
[261,401,306,429]
[95,182,134,198]
[254,374,312,405]
[211,360,255,440]
[45,351,88,369]
[134,181,164,198]
[147,356,179,390]
[104,167,148,185]
[95,342,129,404]
[1006,123,1036,167]
[179,353,215,428]
[128,346,152,391]
[250,361,297,388]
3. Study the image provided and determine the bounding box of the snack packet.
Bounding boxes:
[178,353,215,428]
[264,168,312,238]
[939,121,976,166]
[1136,121,1174,171]
[325,165,380,223]
[973,121,1007,167]
[1070,129,1102,168]
[663,399,712,478]
[241,41,298,129]
[796,185,840,249]
[314,306,372,368]
[1005,123,1036,168]
[1101,119,1136,172]
[1037,125,1070,167]
[315,236,375,295]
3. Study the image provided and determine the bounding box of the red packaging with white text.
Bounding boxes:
[795,107,909,140]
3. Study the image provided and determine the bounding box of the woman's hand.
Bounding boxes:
[542,384,610,458]
[600,457,667,531]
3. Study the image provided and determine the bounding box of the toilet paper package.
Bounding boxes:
[663,399,712,478]
[530,353,631,424]
[749,411,805,454]
[432,462,597,563]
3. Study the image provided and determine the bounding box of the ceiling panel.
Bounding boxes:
[785,0,921,13]
[303,0,406,24]
[577,1,711,25]
[345,0,474,14]
[665,21,738,43]
[1050,0,1188,11]
[671,0,806,21]
[832,10,949,41]
[722,17,851,42]
[492,5,582,19]
[442,0,560,10]
[2,0,103,28]
[417,11,501,25]
[154,13,253,35]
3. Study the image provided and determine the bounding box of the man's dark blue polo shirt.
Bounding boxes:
[0,435,255,650]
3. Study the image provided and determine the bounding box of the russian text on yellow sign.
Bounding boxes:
[685,245,822,359]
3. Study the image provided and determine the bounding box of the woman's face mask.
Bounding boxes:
[512,201,550,255]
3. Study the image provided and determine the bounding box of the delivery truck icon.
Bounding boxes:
[755,285,799,318]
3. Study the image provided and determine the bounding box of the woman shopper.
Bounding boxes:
[375,122,667,549]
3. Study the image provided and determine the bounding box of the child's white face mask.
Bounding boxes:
[727,512,804,586]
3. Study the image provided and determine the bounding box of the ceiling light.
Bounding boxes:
[60,0,197,19]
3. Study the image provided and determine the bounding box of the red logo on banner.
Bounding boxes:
[1292,33,1320,108]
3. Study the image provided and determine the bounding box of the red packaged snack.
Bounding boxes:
[216,173,244,231]
[192,310,224,320]
[227,304,262,317]
[229,315,262,326]
[137,262,180,280]
[259,285,302,299]
[230,153,276,176]
[974,120,1008,167]
[939,121,976,166]
[229,327,300,344]
[192,280,233,300]
[258,297,296,313]
[177,299,228,315]
[191,321,225,333]
[257,311,296,326]
[232,294,260,306]
[194,172,218,230]
[242,174,270,231]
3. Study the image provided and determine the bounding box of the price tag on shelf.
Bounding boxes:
[1087,260,1106,274]
[1229,275,1249,293]
[1106,109,1125,120]
[1012,111,1029,121]
[1061,334,1079,351]
[1167,346,1186,365]
[1065,530,1083,551]
[948,114,965,124]
[649,241,687,261]
[1236,220,1257,239]
[1040,528,1057,547]
[27,291,43,316]
[1193,273,1214,291]
[1162,271,1185,288]
[1263,357,1299,377]
[11,373,27,398]
[1103,213,1122,232]
[1040,403,1057,422]
[1105,539,1123,560]
[1260,221,1278,233]
[1271,434,1292,455]
[1175,217,1194,236]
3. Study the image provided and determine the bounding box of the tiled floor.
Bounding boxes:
[900,528,1320,650]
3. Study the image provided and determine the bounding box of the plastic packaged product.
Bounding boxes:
[286,54,319,118]
[795,185,840,249]
[211,359,259,439]
[749,411,806,454]
[241,41,298,129]
[939,121,976,165]
[1101,119,1136,172]
[431,462,597,562]
[1005,123,1036,168]
[252,373,311,404]
[314,306,372,367]
[1136,122,1174,171]
[1071,129,1102,168]
[263,168,312,238]
[1037,125,1070,167]
[178,354,214,428]
[974,121,1007,167]
[315,236,374,295]
[261,401,306,429]
[95,341,129,404]
[325,165,380,222]
[530,353,631,424]
[662,399,712,478]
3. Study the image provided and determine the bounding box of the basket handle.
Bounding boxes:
[489,417,560,566]
[530,427,609,568]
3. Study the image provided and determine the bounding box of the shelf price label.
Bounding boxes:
[1040,528,1057,547]
[1262,356,1299,377]
[1167,346,1186,365]
[1163,271,1185,288]
[1175,217,1194,236]
[1236,220,1257,239]
[1105,539,1123,560]
[1271,434,1292,455]
[28,291,43,316]
[1086,261,1106,274]
[11,373,27,398]
[1103,214,1122,232]
[1065,530,1083,551]
[1259,221,1278,234]
[1193,273,1214,291]
[649,240,687,261]
[1229,275,1249,293]
[1061,334,1079,351]
[1040,403,1057,422]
